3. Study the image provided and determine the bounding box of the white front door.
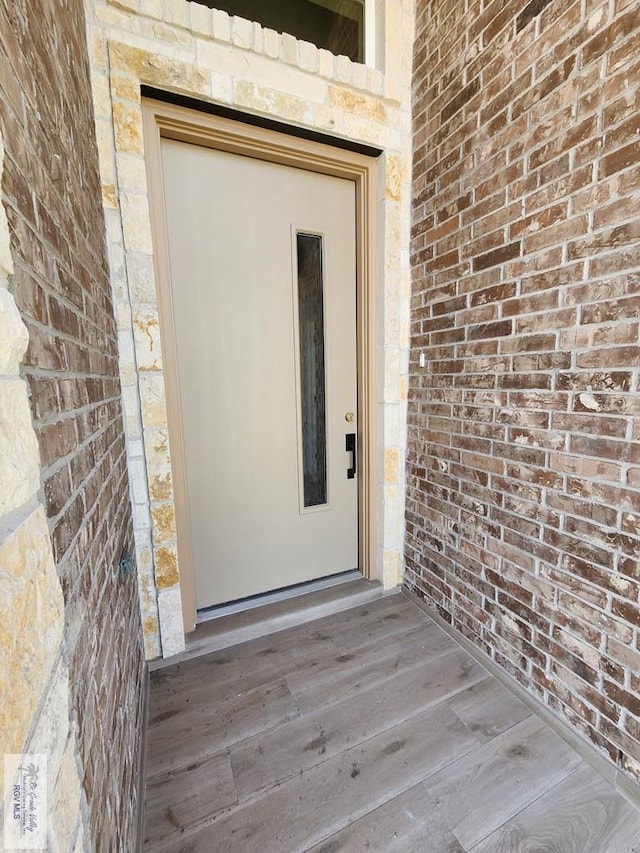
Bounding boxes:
[160,138,358,609]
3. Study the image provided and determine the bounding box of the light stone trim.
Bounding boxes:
[0,138,86,851]
[85,0,415,658]
[105,0,387,91]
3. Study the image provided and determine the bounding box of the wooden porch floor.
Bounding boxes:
[143,594,640,852]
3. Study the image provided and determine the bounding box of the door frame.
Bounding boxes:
[142,98,378,633]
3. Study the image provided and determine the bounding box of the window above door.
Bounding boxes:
[190,0,365,64]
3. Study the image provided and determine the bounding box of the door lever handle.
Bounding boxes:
[346,433,356,479]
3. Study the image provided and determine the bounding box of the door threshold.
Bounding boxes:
[150,574,385,669]
[196,569,362,624]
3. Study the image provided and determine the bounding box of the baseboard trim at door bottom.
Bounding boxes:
[402,587,640,813]
[149,576,387,670]
[196,570,362,624]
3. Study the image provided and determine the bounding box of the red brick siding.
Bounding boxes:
[407,0,640,781]
[0,1,144,847]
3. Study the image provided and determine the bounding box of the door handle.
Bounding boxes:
[346,433,356,479]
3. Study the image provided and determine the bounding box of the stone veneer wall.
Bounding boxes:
[85,0,416,657]
[406,0,640,784]
[0,1,145,849]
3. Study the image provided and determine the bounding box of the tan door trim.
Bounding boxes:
[142,98,378,633]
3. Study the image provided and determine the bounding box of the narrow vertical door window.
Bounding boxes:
[296,233,327,508]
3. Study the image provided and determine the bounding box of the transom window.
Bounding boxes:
[193,0,365,64]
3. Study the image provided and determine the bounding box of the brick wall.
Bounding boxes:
[406,0,640,782]
[0,0,145,847]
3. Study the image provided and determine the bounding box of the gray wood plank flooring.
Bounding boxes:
[144,594,640,852]
[469,765,640,852]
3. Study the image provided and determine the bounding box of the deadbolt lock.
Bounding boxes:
[345,412,355,423]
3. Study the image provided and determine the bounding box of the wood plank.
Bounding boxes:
[449,676,531,742]
[143,751,237,851]
[424,714,584,850]
[148,596,426,722]
[231,648,487,800]
[469,764,640,852]
[286,620,456,714]
[146,678,299,778]
[147,634,439,739]
[149,611,439,723]
[143,597,640,853]
[148,619,446,732]
[305,781,464,853]
[149,698,482,852]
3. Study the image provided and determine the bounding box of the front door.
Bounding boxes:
[160,138,358,610]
